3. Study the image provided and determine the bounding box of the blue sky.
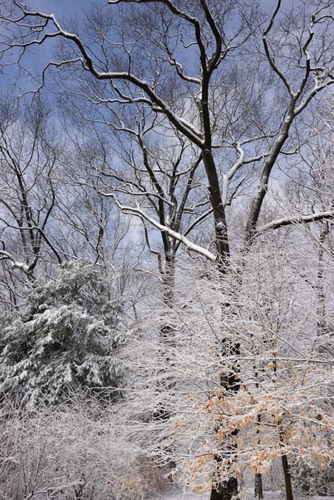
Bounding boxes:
[0,0,280,96]
[0,0,93,93]
[27,0,91,18]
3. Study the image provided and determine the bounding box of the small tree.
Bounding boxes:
[0,260,129,407]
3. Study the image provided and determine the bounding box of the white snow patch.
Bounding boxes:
[162,490,334,500]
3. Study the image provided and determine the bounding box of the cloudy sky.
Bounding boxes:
[26,0,92,18]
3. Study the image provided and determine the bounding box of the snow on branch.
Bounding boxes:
[105,195,217,261]
[7,4,204,148]
[0,250,32,274]
[256,211,334,234]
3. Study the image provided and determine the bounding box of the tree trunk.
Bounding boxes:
[254,472,263,499]
[316,224,329,336]
[201,149,229,263]
[155,252,176,469]
[210,317,240,500]
[282,454,294,500]
[200,149,239,499]
[211,478,238,500]
[204,152,240,499]
[254,414,263,499]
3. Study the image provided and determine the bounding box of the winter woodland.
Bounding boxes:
[0,1,334,499]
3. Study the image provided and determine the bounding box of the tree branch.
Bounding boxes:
[104,195,217,261]
[256,211,334,234]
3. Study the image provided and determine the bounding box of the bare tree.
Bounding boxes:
[1,0,334,497]
[0,95,63,314]
[119,228,334,497]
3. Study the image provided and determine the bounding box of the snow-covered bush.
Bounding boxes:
[292,462,334,497]
[0,261,129,407]
[0,396,170,500]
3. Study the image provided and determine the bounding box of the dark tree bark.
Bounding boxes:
[254,472,263,500]
[282,454,294,500]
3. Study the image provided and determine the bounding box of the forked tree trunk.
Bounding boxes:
[200,150,240,500]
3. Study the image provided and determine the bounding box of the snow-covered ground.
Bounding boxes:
[162,491,207,499]
[162,489,334,499]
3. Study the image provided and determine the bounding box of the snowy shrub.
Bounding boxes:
[0,261,130,407]
[292,462,334,497]
[0,397,169,500]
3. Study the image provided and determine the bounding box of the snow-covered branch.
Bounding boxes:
[0,250,33,274]
[105,195,217,261]
[256,211,334,234]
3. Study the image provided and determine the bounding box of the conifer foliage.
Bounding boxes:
[0,261,128,407]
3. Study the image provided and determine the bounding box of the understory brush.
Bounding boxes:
[0,395,170,500]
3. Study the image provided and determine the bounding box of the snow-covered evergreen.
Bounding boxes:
[0,261,129,407]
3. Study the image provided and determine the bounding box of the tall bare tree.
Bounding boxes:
[1,0,334,497]
[0,95,62,311]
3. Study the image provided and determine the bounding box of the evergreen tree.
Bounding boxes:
[0,261,129,407]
